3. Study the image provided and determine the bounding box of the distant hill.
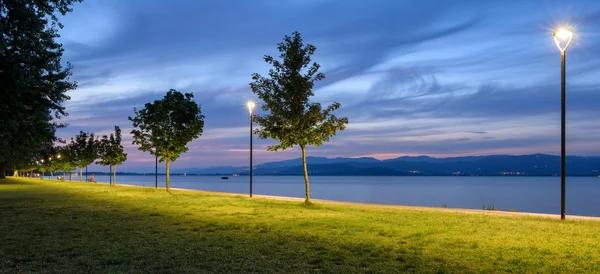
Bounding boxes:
[156,154,600,176]
[171,166,247,175]
[255,156,380,168]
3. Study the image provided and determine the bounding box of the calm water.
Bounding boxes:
[61,174,600,216]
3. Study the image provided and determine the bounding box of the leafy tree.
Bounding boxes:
[46,155,60,180]
[38,161,48,179]
[36,143,58,179]
[55,145,76,180]
[96,126,128,185]
[13,161,36,177]
[250,32,349,203]
[129,89,205,192]
[0,0,81,178]
[69,131,98,181]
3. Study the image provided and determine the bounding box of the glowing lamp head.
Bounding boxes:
[41,159,44,163]
[57,154,61,159]
[553,29,573,52]
[246,101,256,114]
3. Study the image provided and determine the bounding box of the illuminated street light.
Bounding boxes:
[553,28,573,220]
[246,100,256,198]
[553,29,573,52]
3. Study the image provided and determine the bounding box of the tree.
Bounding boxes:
[250,32,349,204]
[13,160,36,177]
[0,0,81,179]
[36,143,57,179]
[96,126,128,186]
[129,89,204,192]
[69,131,98,181]
[55,145,76,180]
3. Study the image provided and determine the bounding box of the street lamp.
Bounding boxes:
[36,160,41,179]
[40,159,45,179]
[48,157,54,179]
[246,100,256,198]
[553,28,573,220]
[109,142,113,186]
[57,154,62,180]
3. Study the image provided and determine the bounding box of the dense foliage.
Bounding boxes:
[96,126,128,185]
[0,0,82,178]
[69,131,98,181]
[129,89,205,191]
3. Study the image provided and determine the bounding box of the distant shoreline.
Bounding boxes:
[58,172,600,177]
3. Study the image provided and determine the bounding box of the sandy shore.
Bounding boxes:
[108,182,600,222]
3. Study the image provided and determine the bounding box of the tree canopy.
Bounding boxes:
[129,89,205,191]
[97,126,128,185]
[0,0,81,178]
[69,131,98,181]
[250,32,348,203]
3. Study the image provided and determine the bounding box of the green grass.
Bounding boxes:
[1,178,600,273]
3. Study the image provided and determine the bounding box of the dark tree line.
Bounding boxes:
[13,126,128,183]
[0,0,82,178]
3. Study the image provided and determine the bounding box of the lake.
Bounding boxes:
[58,174,600,216]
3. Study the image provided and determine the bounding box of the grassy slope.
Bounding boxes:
[1,178,599,273]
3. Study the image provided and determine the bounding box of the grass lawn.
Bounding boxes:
[1,178,600,273]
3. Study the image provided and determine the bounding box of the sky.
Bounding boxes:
[55,0,600,172]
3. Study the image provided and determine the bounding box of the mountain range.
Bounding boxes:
[172,154,600,176]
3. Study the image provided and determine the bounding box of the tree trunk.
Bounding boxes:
[166,160,170,192]
[0,162,5,179]
[301,145,311,203]
[13,170,19,177]
[79,167,83,182]
[50,171,54,180]
[113,165,117,186]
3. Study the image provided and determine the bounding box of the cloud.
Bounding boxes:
[50,0,600,171]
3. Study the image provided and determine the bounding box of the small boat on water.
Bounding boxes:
[221,177,229,180]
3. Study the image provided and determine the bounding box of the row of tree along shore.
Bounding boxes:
[1,0,347,203]
[13,127,127,185]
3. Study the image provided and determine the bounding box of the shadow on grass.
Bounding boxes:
[3,178,595,273]
[0,178,464,273]
[0,177,40,185]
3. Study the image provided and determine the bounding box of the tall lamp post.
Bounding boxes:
[109,143,112,186]
[246,101,256,198]
[48,156,53,179]
[57,154,61,180]
[553,28,573,220]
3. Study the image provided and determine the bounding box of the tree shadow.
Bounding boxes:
[0,179,578,273]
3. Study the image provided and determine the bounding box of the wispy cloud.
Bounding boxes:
[53,0,600,171]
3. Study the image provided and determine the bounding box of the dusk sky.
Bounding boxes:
[55,0,600,172]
